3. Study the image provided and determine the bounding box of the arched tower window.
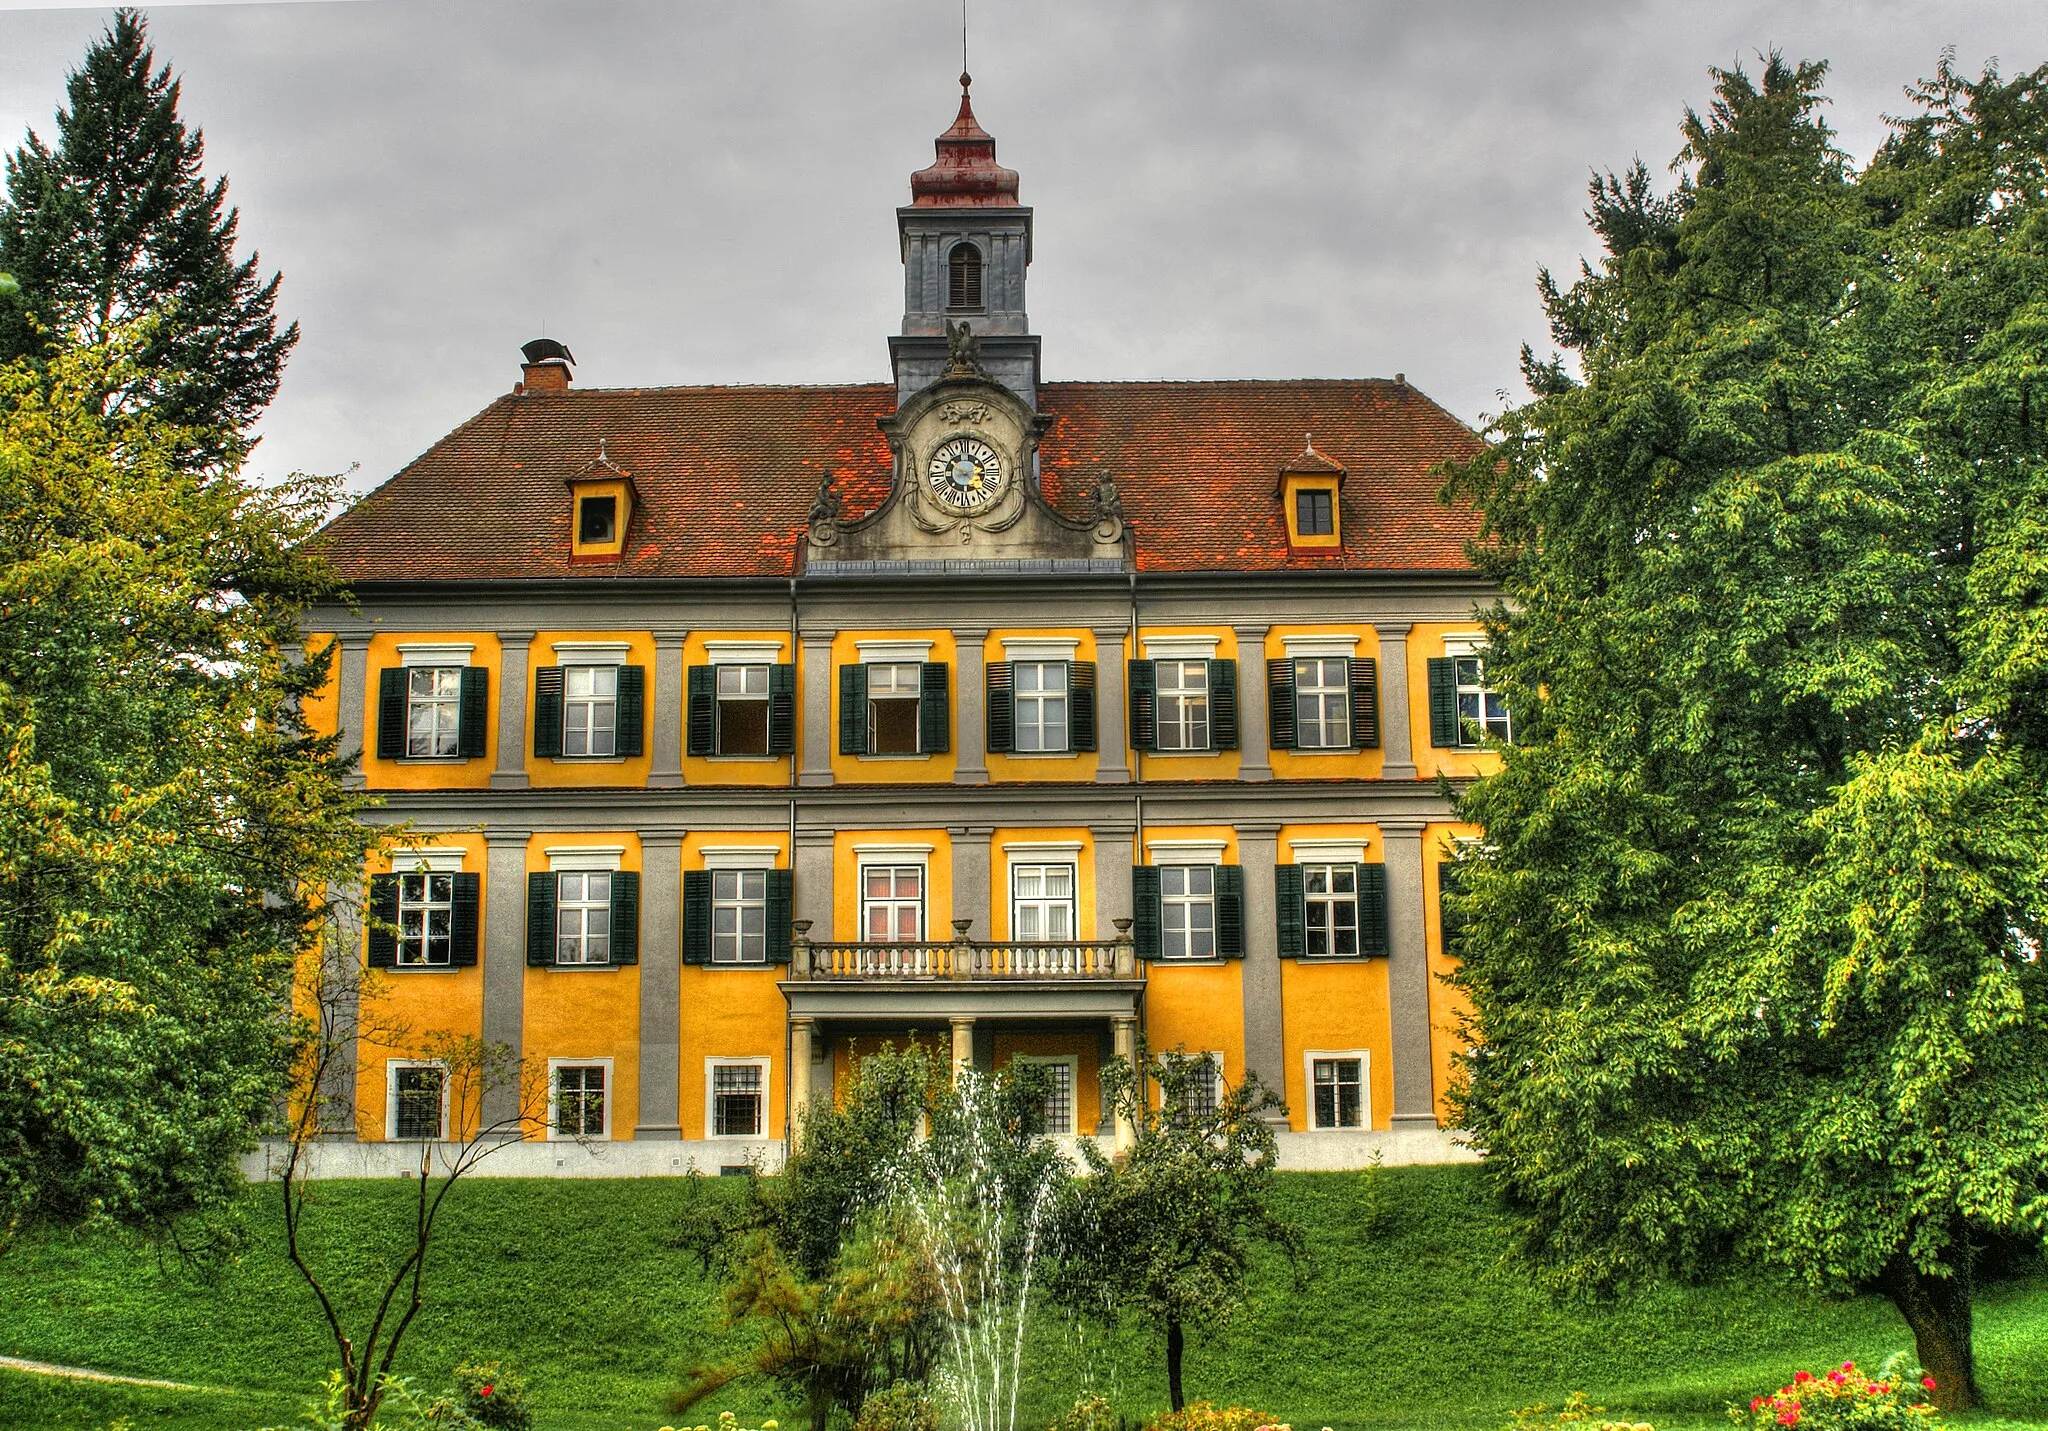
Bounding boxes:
[947,243,984,311]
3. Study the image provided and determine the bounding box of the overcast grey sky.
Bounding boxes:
[0,0,2035,493]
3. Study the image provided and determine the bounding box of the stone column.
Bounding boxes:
[1381,819,1438,1129]
[952,627,989,785]
[950,1016,975,1083]
[481,829,532,1134]
[491,631,535,790]
[636,832,685,1138]
[1375,623,1417,780]
[798,629,836,787]
[1092,820,1135,939]
[1232,624,1273,781]
[1111,1015,1139,1152]
[1092,626,1131,783]
[795,828,836,940]
[335,631,373,789]
[788,1017,816,1140]
[1235,821,1286,1117]
[950,826,993,939]
[647,628,690,788]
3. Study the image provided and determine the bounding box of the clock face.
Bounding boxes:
[926,436,1004,512]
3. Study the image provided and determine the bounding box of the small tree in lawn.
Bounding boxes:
[275,931,544,1431]
[1047,1050,1304,1413]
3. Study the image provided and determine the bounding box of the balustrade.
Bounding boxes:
[789,918,1137,980]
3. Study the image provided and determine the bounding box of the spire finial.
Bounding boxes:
[1305,432,1314,452]
[598,436,609,463]
[961,0,969,81]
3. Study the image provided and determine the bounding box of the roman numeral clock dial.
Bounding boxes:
[926,436,1004,513]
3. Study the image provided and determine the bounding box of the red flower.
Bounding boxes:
[1779,1412,1800,1426]
[1829,1372,1846,1385]
[1752,1398,1764,1412]
[1922,1377,1937,1391]
[480,1385,494,1397]
[1842,1362,1855,1372]
[1795,1372,1813,1385]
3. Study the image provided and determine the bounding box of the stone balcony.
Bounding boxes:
[780,919,1145,1022]
[789,919,1138,981]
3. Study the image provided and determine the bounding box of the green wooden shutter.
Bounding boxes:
[1275,863,1306,958]
[1069,661,1097,752]
[1132,865,1162,961]
[687,665,716,756]
[766,869,794,965]
[986,661,1015,752]
[458,667,489,758]
[768,663,797,754]
[1357,862,1389,956]
[1209,658,1239,750]
[615,665,646,757]
[1127,660,1157,751]
[450,872,480,967]
[1215,864,1245,958]
[682,869,712,965]
[366,873,399,967]
[1348,656,1380,749]
[838,664,868,755]
[533,666,565,758]
[376,668,408,760]
[1267,658,1297,749]
[609,870,640,966]
[1427,658,1460,747]
[526,872,557,966]
[1438,863,1467,957]
[919,662,951,753]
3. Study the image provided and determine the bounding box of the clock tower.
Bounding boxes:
[890,74,1040,409]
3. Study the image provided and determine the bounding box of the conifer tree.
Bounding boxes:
[0,9,296,464]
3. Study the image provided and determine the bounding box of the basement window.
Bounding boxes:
[577,495,617,544]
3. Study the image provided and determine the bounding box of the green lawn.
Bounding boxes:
[0,1165,2042,1431]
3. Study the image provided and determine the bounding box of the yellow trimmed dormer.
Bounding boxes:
[1279,438,1345,550]
[569,440,635,563]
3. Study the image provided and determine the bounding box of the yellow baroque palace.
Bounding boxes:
[300,78,1504,1174]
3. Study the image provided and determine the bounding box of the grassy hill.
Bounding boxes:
[0,1164,2042,1431]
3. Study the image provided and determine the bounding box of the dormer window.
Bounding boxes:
[577,495,617,544]
[1278,439,1346,550]
[1296,489,1334,537]
[948,243,984,311]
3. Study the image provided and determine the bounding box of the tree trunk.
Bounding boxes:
[1167,1315,1185,1412]
[1879,1251,1980,1412]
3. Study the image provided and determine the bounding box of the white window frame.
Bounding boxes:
[547,1056,613,1141]
[403,665,465,759]
[706,1056,771,1139]
[1301,860,1361,958]
[385,1058,449,1142]
[1453,655,1510,747]
[859,862,927,944]
[1007,846,1079,942]
[1013,660,1070,753]
[393,869,456,968]
[561,664,619,757]
[1154,659,1211,752]
[715,662,773,756]
[703,847,781,965]
[1304,1049,1371,1130]
[1165,1050,1225,1118]
[546,846,624,968]
[1012,1054,1079,1136]
[711,868,771,965]
[1157,863,1218,961]
[865,661,926,755]
[1292,656,1352,750]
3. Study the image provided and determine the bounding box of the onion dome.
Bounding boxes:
[910,73,1021,208]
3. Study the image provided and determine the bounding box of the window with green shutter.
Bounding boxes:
[918,662,951,753]
[687,665,717,755]
[1356,862,1389,956]
[1348,657,1380,749]
[375,668,408,760]
[614,665,646,757]
[838,664,868,754]
[681,869,712,965]
[457,667,489,758]
[449,872,480,967]
[526,873,557,966]
[608,871,639,965]
[1215,865,1245,957]
[766,869,794,964]
[1267,659,1297,750]
[1128,660,1157,751]
[533,666,565,757]
[1275,863,1306,958]
[1427,657,1460,747]
[1210,658,1239,749]
[366,873,399,967]
[1131,865,1162,960]
[986,662,1015,752]
[1069,661,1098,752]
[768,663,797,754]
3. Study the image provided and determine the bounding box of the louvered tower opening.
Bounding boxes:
[947,243,984,310]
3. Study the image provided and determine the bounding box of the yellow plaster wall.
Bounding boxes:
[1263,626,1387,781]
[302,634,340,740]
[680,630,796,787]
[833,829,953,942]
[983,629,1102,783]
[1129,628,1240,782]
[1142,962,1244,1087]
[829,629,959,784]
[526,629,659,788]
[677,832,789,1139]
[1408,623,1504,782]
[989,826,1094,940]
[521,832,642,1140]
[358,631,503,791]
[1425,821,1482,1127]
[994,1030,1103,1136]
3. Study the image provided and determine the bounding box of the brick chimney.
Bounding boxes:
[516,337,574,394]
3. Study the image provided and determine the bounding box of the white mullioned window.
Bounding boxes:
[862,865,925,943]
[406,667,463,757]
[1302,863,1359,957]
[717,664,772,755]
[1454,655,1511,745]
[388,1060,448,1141]
[712,869,769,964]
[562,665,617,756]
[551,1060,609,1139]
[1156,660,1210,751]
[1014,1055,1077,1136]
[1292,657,1351,749]
[709,1059,768,1137]
[556,870,613,965]
[868,662,923,754]
[1014,661,1069,752]
[1169,1052,1224,1118]
[396,872,454,967]
[1159,865,1216,960]
[1011,863,1076,942]
[1309,1052,1368,1130]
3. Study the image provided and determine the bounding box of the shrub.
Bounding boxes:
[1507,1391,1651,1431]
[855,1380,940,1431]
[448,1359,533,1430]
[1731,1355,1944,1431]
[1048,1396,1121,1431]
[1147,1403,1278,1431]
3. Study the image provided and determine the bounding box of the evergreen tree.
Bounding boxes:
[1445,54,2048,1412]
[0,9,296,465]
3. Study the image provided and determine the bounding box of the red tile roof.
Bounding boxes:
[316,378,1482,582]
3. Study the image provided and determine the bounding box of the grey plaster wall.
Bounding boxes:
[953,626,989,784]
[481,829,530,1129]
[336,633,371,789]
[1376,622,1417,780]
[1236,822,1284,1099]
[637,832,685,1137]
[1233,624,1273,780]
[1381,821,1438,1127]
[950,826,993,938]
[492,631,534,790]
[648,629,688,788]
